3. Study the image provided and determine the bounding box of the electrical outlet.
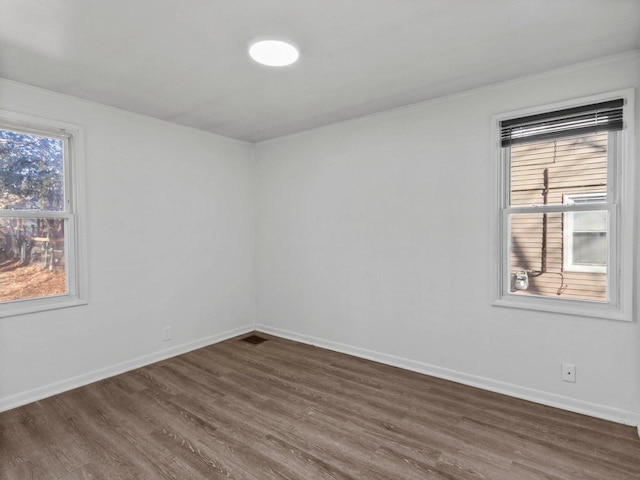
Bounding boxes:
[162,326,171,342]
[562,363,576,383]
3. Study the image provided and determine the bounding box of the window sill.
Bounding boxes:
[493,296,631,322]
[0,296,88,319]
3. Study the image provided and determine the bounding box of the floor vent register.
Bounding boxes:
[241,334,269,345]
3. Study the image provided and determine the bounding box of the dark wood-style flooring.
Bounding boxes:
[1,333,639,479]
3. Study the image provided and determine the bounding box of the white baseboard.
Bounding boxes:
[5,322,638,433]
[0,324,255,413]
[256,324,640,428]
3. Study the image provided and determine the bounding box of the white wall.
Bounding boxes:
[255,52,640,424]
[0,79,256,410]
[2,52,639,426]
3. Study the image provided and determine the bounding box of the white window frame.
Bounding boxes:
[0,110,88,318]
[563,193,607,274]
[491,89,634,321]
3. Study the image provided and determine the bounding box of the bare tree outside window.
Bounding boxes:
[0,128,67,302]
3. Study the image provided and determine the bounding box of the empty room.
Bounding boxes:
[1,1,640,479]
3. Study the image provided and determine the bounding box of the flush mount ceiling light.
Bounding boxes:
[249,39,299,67]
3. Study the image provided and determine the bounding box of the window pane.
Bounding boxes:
[509,212,606,302]
[510,132,607,207]
[0,217,66,302]
[573,210,607,232]
[0,128,65,211]
[573,232,606,265]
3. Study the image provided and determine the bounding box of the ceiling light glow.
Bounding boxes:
[249,40,299,67]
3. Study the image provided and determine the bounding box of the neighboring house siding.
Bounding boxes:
[510,132,607,301]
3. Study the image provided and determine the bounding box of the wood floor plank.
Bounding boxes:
[58,463,106,480]
[1,333,639,479]
[0,460,58,480]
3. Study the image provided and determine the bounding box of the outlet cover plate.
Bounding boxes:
[562,363,576,383]
[162,326,171,341]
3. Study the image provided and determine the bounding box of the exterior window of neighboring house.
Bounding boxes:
[563,193,607,273]
[494,92,634,320]
[0,111,86,317]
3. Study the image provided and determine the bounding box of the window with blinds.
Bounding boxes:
[494,93,633,320]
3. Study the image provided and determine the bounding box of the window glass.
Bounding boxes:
[572,231,606,265]
[0,126,69,304]
[510,132,607,207]
[563,194,607,273]
[508,210,607,302]
[0,129,64,211]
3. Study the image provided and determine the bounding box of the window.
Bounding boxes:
[563,193,607,273]
[494,91,634,320]
[0,110,86,317]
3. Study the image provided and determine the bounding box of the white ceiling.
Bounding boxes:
[1,0,639,143]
